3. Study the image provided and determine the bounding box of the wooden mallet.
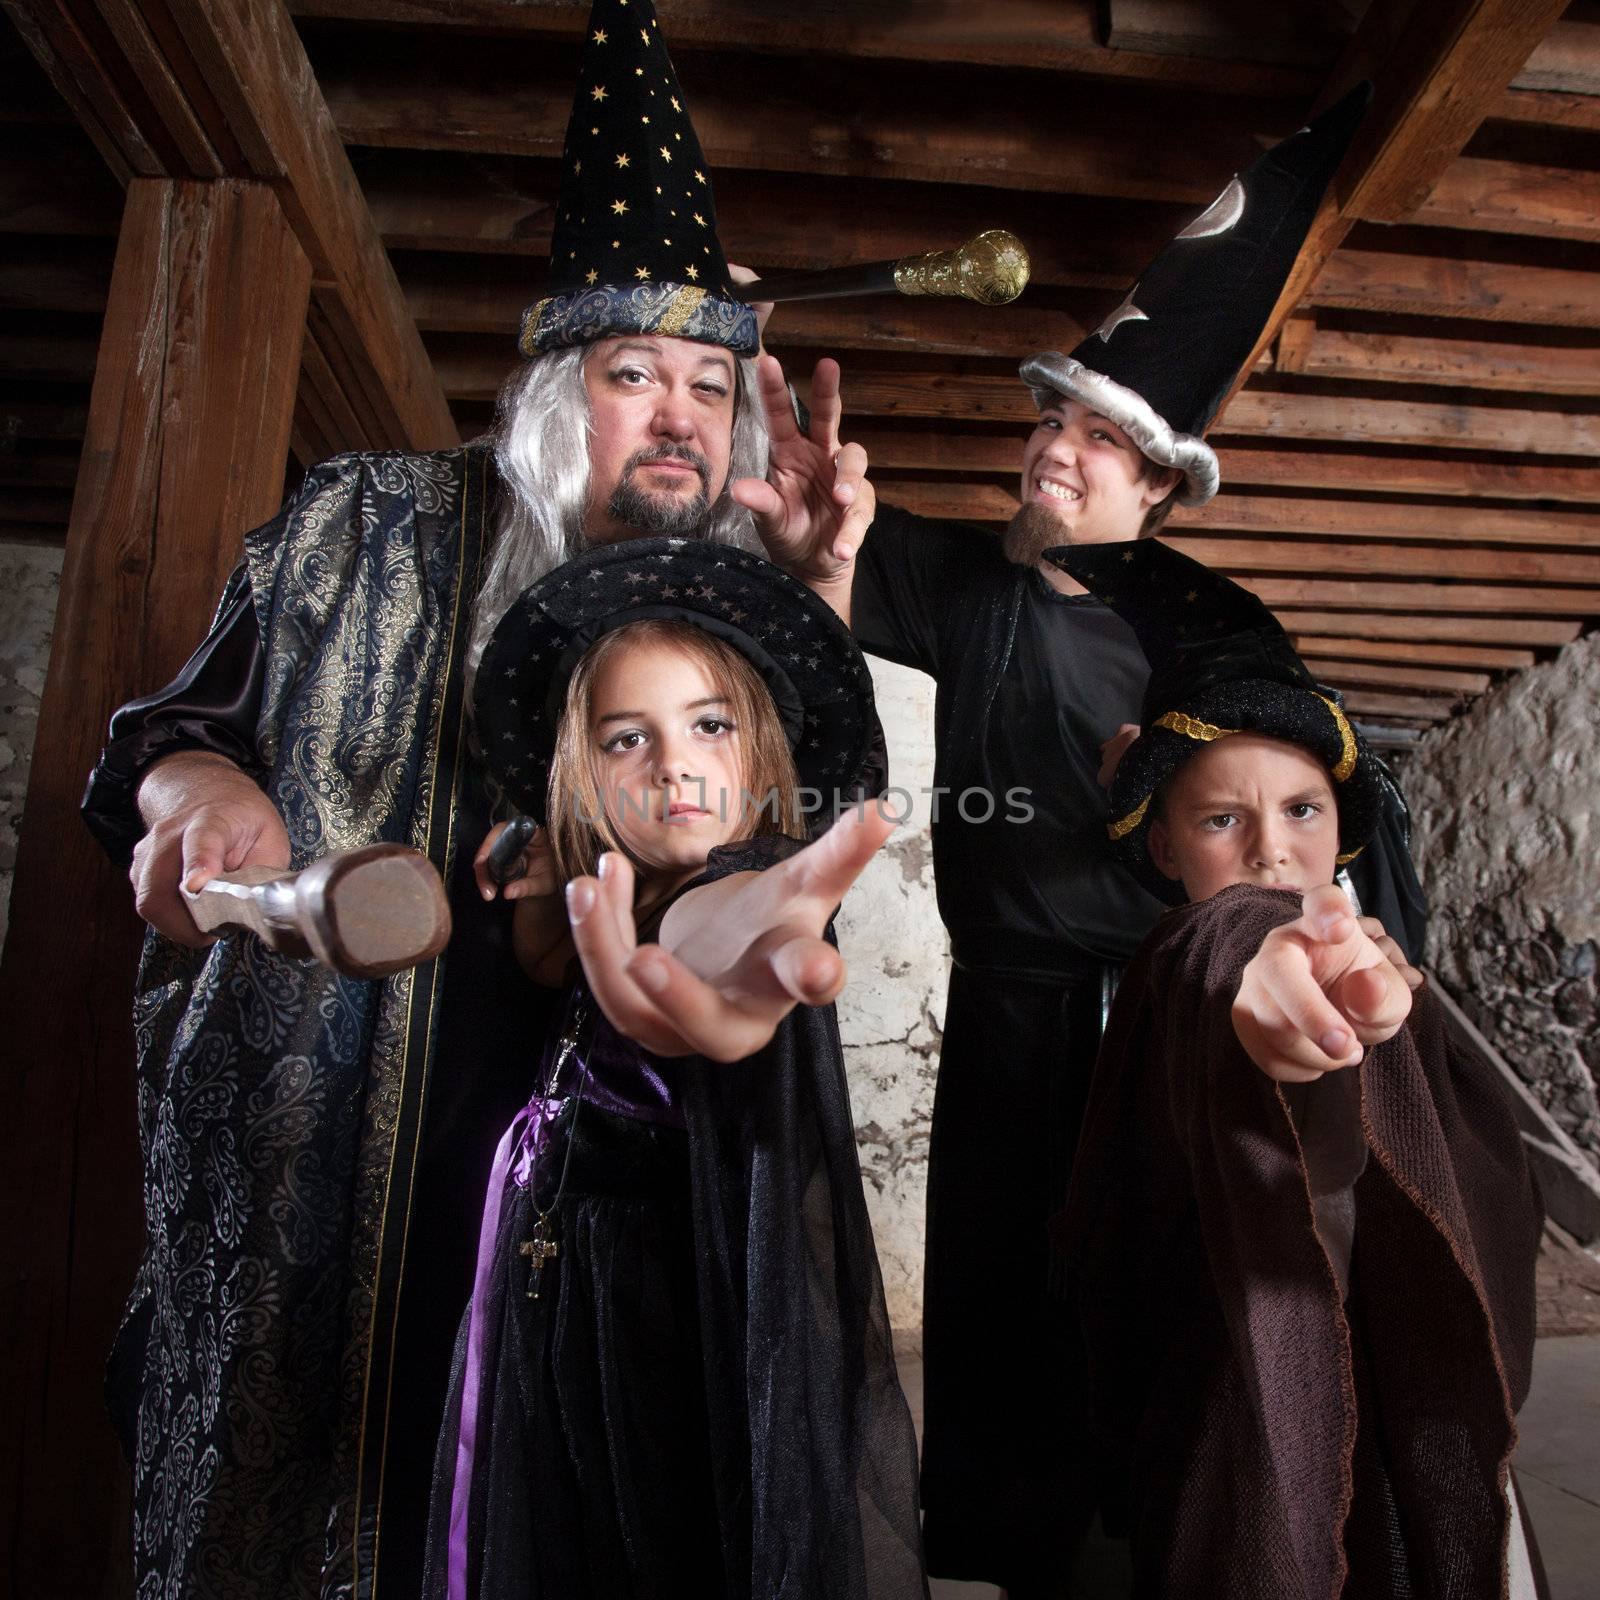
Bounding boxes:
[183,843,452,979]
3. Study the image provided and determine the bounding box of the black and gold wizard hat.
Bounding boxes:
[1020,83,1371,507]
[518,0,758,358]
[1045,537,1384,903]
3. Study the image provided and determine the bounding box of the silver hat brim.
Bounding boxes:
[1018,353,1221,507]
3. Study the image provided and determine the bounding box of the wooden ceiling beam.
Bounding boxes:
[395,243,1600,371]
[1492,85,1600,134]
[783,367,1600,457]
[1340,688,1461,720]
[311,36,1303,206]
[1290,634,1535,671]
[873,479,1020,525]
[1417,156,1600,245]
[1513,14,1600,95]
[1301,656,1490,694]
[1220,389,1600,457]
[1220,0,1575,425]
[1287,326,1600,396]
[844,430,1600,505]
[1238,574,1600,616]
[1309,248,1600,329]
[1170,493,1600,551]
[1165,533,1600,587]
[1213,447,1600,505]
[288,0,1316,92]
[1271,608,1580,646]
[4,0,457,452]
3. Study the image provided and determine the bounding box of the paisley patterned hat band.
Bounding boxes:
[520,283,759,358]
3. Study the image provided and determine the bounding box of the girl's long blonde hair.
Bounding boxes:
[544,619,802,883]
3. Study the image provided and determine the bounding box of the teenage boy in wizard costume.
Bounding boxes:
[845,85,1428,1593]
[79,5,877,1596]
[1051,536,1544,1599]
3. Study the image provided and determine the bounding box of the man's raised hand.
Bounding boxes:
[565,802,897,1062]
[730,354,874,612]
[1232,883,1414,1084]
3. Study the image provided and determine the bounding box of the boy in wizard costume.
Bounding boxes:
[844,83,1427,1593]
[80,5,876,1596]
[1052,536,1544,1599]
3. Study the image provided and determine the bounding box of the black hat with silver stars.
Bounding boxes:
[519,0,757,358]
[475,539,877,824]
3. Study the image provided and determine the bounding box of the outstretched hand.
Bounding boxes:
[565,803,897,1062]
[1232,883,1415,1084]
[730,354,873,607]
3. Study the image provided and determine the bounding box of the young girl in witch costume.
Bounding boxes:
[424,538,927,1600]
[1051,538,1545,1600]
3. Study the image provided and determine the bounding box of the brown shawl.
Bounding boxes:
[1057,884,1541,1599]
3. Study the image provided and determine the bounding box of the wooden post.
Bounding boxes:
[0,177,311,1600]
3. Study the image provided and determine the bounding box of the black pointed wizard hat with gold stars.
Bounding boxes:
[519,0,758,358]
[1020,83,1371,507]
[1045,537,1384,903]
[475,538,877,824]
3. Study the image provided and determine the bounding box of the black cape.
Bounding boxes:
[424,836,928,1598]
[1059,885,1543,1599]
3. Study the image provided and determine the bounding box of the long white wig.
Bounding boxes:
[466,345,771,686]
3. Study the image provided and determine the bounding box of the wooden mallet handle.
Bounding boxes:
[184,843,452,979]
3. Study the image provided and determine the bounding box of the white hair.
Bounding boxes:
[466,344,770,686]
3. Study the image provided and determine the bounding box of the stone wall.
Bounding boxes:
[0,543,62,951]
[1403,631,1600,1161]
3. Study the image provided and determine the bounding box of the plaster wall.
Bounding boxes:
[0,542,62,951]
[834,657,948,1330]
[1403,630,1600,1160]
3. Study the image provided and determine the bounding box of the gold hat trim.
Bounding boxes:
[519,298,552,358]
[1108,792,1151,842]
[1153,709,1240,743]
[1336,845,1365,865]
[654,284,708,337]
[1315,693,1358,782]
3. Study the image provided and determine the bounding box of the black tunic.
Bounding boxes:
[853,506,1165,1590]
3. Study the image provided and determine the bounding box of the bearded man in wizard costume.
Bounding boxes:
[80,5,874,1596]
[843,86,1429,1595]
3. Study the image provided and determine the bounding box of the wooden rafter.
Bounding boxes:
[1221,0,1577,418]
[2,0,457,453]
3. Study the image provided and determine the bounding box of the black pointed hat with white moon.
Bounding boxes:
[1020,83,1371,506]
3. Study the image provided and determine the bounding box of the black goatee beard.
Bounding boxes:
[1001,502,1077,568]
[605,444,715,537]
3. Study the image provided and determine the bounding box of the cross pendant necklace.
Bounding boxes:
[518,998,589,1303]
[520,1210,559,1300]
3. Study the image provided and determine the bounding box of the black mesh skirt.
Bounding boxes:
[424,1101,726,1599]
